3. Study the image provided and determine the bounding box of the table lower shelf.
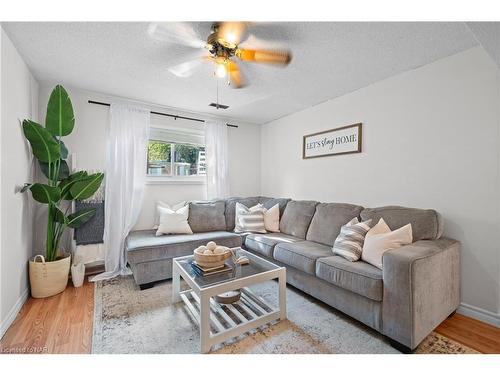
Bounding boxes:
[180,287,280,340]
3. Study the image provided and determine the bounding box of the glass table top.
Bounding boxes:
[175,248,281,289]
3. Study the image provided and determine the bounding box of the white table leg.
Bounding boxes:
[200,293,211,353]
[172,262,181,303]
[279,268,287,320]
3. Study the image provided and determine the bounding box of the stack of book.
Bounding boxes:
[192,261,233,276]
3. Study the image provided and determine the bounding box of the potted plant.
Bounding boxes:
[22,85,104,298]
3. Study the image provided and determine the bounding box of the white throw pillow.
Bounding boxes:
[155,205,193,236]
[234,202,267,233]
[249,203,280,233]
[153,201,186,229]
[361,218,413,269]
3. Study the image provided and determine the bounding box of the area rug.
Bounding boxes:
[92,276,478,354]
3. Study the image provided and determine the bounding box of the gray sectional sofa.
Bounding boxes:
[125,196,460,352]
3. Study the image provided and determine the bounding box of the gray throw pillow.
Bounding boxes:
[188,201,226,232]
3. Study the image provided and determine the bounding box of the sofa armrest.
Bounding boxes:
[381,238,460,349]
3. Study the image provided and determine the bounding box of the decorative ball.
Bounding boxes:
[198,245,208,252]
[203,249,213,255]
[213,246,226,254]
[206,241,217,251]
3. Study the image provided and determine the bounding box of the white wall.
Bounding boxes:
[498,67,500,317]
[37,85,261,230]
[0,27,39,337]
[261,47,500,326]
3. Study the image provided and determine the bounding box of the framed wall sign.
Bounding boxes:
[303,123,362,159]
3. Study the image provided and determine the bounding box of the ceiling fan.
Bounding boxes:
[148,22,292,88]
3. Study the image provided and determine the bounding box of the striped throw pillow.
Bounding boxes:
[332,218,373,261]
[234,202,267,233]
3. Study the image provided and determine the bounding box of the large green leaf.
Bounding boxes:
[69,173,104,200]
[57,160,70,180]
[59,171,89,200]
[22,120,61,163]
[67,208,96,228]
[39,159,70,181]
[59,139,68,159]
[54,207,66,224]
[29,183,61,204]
[45,85,75,137]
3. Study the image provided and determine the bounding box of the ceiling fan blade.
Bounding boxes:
[148,22,206,49]
[167,58,205,78]
[227,61,246,89]
[217,22,248,46]
[235,48,292,65]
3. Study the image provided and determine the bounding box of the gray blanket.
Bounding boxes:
[74,201,105,245]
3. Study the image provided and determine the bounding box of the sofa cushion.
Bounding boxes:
[225,197,261,231]
[274,240,332,275]
[188,200,226,233]
[306,202,364,246]
[126,230,242,264]
[279,200,318,238]
[258,197,290,218]
[244,233,302,257]
[316,256,383,301]
[360,206,443,241]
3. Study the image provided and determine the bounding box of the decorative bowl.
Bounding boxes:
[215,290,241,304]
[193,247,232,268]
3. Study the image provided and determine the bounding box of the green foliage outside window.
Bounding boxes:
[148,142,171,161]
[175,144,199,163]
[147,140,205,176]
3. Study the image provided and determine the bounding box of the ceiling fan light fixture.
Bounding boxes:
[155,21,292,88]
[215,62,227,78]
[224,31,237,45]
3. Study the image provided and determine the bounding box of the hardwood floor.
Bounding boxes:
[0,280,93,354]
[1,280,499,354]
[435,313,500,354]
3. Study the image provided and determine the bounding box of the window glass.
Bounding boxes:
[174,143,206,176]
[147,141,172,176]
[147,139,206,177]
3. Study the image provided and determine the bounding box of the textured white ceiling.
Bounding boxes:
[2,22,485,124]
[467,22,500,68]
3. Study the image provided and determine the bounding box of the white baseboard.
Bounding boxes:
[0,288,29,339]
[457,302,500,328]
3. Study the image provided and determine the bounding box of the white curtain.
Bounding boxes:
[205,120,229,199]
[90,104,150,281]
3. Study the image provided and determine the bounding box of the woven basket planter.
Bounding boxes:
[29,254,71,298]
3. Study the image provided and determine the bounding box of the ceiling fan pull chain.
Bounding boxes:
[216,77,219,109]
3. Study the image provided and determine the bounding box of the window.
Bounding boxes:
[147,127,206,180]
[147,141,172,176]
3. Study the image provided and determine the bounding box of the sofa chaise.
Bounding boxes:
[125,196,460,352]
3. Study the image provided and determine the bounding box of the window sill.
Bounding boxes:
[145,177,207,185]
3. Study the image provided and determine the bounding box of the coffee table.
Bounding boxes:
[172,248,287,353]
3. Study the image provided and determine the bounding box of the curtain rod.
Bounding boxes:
[88,100,239,128]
